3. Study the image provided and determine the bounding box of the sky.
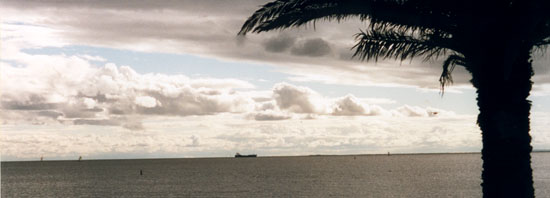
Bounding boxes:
[1,0,549,161]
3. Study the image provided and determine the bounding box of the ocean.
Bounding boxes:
[2,153,549,197]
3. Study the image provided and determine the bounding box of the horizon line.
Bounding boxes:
[3,150,550,162]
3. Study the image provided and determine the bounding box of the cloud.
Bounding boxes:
[6,0,543,90]
[37,110,64,119]
[134,96,160,108]
[392,105,455,117]
[360,98,397,105]
[263,34,296,53]
[267,83,452,118]
[0,124,210,160]
[0,38,460,132]
[395,105,430,117]
[1,98,60,110]
[268,83,451,118]
[248,110,292,121]
[0,49,257,129]
[331,95,368,116]
[290,38,332,57]
[82,98,97,109]
[272,82,325,114]
[74,119,120,126]
[331,95,387,116]
[0,45,459,131]
[122,121,145,131]
[1,113,495,160]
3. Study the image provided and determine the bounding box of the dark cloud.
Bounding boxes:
[61,108,101,118]
[1,102,59,110]
[1,0,267,14]
[1,94,59,110]
[3,0,549,90]
[37,110,63,119]
[291,38,332,57]
[263,34,296,53]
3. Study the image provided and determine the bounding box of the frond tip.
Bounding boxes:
[439,54,466,93]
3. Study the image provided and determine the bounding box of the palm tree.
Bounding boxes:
[238,0,550,197]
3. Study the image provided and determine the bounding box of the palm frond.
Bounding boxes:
[439,54,466,93]
[527,17,550,55]
[351,26,453,62]
[532,37,550,54]
[350,25,465,93]
[535,39,550,46]
[238,0,459,35]
[533,25,550,47]
[529,4,550,47]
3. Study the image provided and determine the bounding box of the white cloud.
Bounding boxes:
[359,98,397,105]
[83,98,97,109]
[394,105,431,117]
[1,113,494,160]
[0,42,461,132]
[392,105,455,117]
[0,46,258,128]
[331,94,386,116]
[134,96,159,108]
[272,82,326,114]
[0,47,458,130]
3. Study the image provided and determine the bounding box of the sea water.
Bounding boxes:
[2,153,549,197]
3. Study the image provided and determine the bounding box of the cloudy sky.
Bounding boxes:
[1,0,549,161]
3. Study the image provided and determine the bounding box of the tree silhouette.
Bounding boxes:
[239,0,550,197]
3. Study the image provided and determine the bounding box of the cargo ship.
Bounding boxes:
[235,152,257,158]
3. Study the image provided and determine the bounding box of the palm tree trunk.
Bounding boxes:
[468,46,535,197]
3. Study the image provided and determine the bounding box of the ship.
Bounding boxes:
[235,152,257,158]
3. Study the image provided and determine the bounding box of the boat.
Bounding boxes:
[235,152,257,158]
